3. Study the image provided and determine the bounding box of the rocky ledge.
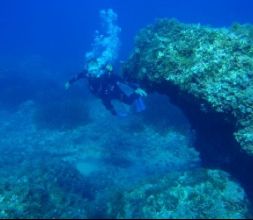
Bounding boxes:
[123,19,253,156]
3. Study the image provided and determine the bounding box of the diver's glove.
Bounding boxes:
[135,88,147,97]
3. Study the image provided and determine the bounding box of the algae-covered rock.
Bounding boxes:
[106,169,250,219]
[0,153,90,219]
[123,19,253,155]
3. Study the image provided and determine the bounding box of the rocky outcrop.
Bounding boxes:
[123,19,253,155]
[106,169,250,219]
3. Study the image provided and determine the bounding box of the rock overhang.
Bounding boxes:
[123,18,253,155]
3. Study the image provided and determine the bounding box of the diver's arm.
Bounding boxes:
[127,82,139,90]
[65,70,87,89]
[113,73,140,90]
[115,74,147,97]
[69,70,87,84]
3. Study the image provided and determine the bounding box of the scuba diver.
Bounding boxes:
[65,9,146,116]
[65,64,147,116]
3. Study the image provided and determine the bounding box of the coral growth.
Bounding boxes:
[123,19,253,154]
[106,169,250,219]
[0,99,201,218]
[0,97,251,218]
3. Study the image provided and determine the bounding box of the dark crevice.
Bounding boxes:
[144,80,253,205]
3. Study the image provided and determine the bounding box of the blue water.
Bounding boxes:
[1,0,253,70]
[0,0,253,218]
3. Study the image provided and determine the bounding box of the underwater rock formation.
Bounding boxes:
[106,169,250,219]
[0,147,90,219]
[123,19,253,155]
[0,99,201,218]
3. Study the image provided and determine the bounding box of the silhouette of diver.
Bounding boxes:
[65,64,147,116]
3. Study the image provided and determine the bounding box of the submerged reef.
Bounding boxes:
[0,99,200,218]
[1,98,251,218]
[123,19,253,155]
[0,150,90,219]
[106,169,250,219]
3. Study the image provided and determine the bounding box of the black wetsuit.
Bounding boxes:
[68,70,139,115]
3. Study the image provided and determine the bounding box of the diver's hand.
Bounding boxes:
[65,82,70,90]
[135,88,147,97]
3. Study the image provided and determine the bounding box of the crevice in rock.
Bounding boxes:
[146,81,253,203]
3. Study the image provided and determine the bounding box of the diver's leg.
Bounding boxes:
[102,98,117,115]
